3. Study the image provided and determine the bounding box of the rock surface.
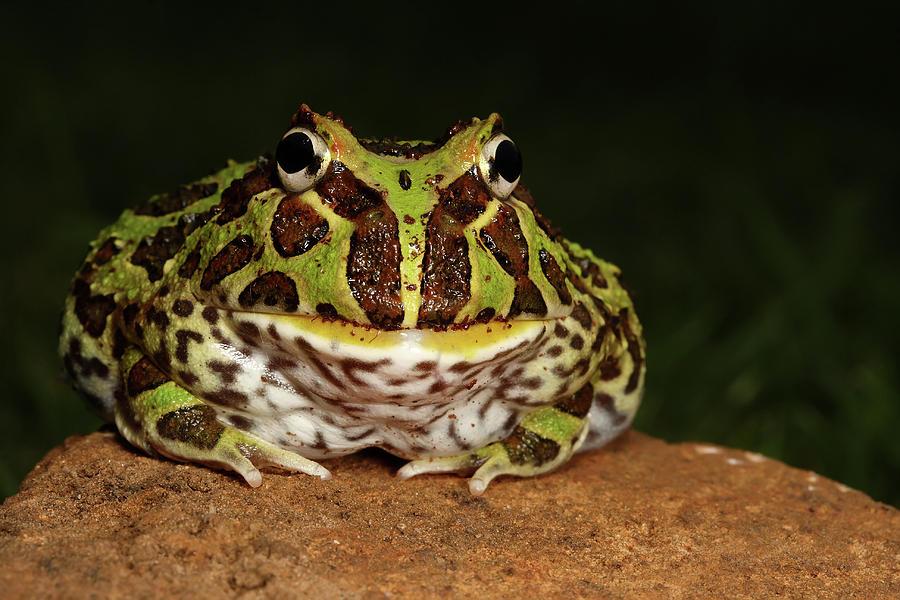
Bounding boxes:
[0,430,896,599]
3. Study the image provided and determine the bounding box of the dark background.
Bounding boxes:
[1,2,897,505]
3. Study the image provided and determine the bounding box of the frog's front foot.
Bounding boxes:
[398,402,590,495]
[117,348,330,487]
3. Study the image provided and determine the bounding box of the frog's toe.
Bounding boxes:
[396,446,528,496]
[215,429,333,486]
[397,453,481,480]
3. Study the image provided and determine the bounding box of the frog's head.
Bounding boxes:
[196,105,574,330]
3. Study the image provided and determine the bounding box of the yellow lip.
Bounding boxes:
[263,312,548,355]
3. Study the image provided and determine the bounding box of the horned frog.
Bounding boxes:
[60,105,645,494]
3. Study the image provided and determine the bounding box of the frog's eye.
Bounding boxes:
[275,127,331,193]
[478,133,522,199]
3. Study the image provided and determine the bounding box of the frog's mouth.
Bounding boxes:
[228,310,551,355]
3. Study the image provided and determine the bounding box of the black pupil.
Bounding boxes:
[276,132,315,174]
[494,139,522,182]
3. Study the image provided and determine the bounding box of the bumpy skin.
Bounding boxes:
[59,105,645,494]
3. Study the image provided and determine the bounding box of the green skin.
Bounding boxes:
[59,105,646,494]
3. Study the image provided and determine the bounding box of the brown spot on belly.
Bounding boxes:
[172,299,194,317]
[200,235,254,290]
[238,271,300,313]
[227,414,255,431]
[127,355,171,397]
[72,279,116,338]
[271,194,329,257]
[205,389,249,408]
[175,329,203,363]
[201,306,219,324]
[156,405,224,449]
[347,208,403,329]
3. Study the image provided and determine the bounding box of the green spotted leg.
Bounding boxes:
[398,383,594,495]
[115,347,330,486]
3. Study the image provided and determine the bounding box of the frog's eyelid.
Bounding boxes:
[478,133,522,200]
[276,127,331,193]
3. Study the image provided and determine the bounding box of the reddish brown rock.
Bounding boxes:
[0,430,896,598]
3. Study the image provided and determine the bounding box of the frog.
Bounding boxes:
[59,105,645,495]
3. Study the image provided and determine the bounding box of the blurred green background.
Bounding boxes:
[1,2,897,505]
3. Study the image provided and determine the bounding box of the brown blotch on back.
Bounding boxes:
[126,355,171,397]
[178,247,202,279]
[570,303,593,329]
[347,207,404,329]
[72,279,116,338]
[438,170,489,225]
[510,279,548,317]
[512,184,559,239]
[156,405,224,450]
[91,237,120,267]
[130,225,187,282]
[571,253,608,289]
[418,209,471,328]
[316,161,385,219]
[538,248,572,305]
[216,161,276,225]
[620,309,645,394]
[134,182,219,217]
[200,235,255,290]
[480,203,547,317]
[555,381,594,418]
[239,271,300,313]
[271,194,330,257]
[503,426,561,466]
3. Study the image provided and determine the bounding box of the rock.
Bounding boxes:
[0,430,896,599]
